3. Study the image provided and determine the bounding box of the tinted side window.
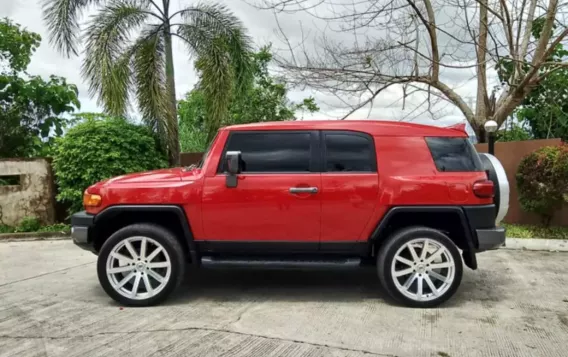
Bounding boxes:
[324,133,376,172]
[223,132,312,172]
[425,137,483,172]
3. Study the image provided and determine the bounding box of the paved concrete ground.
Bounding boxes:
[0,241,567,357]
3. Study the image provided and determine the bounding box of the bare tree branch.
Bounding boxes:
[252,0,568,138]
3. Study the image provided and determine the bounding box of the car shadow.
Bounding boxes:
[91,265,509,308]
[164,266,499,308]
[166,267,388,305]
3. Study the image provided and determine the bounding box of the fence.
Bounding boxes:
[180,153,204,167]
[475,138,567,227]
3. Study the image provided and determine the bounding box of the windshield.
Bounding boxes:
[196,132,218,169]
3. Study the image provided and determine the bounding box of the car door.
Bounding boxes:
[320,130,379,245]
[201,130,321,244]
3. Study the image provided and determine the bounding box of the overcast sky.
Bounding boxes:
[1,0,491,137]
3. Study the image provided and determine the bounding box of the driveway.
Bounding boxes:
[1,240,567,357]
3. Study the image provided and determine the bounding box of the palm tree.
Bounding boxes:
[43,0,252,165]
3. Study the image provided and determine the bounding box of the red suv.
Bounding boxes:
[71,120,509,308]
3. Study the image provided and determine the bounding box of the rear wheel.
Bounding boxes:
[97,224,186,306]
[377,227,463,308]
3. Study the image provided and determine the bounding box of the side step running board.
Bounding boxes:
[201,256,361,269]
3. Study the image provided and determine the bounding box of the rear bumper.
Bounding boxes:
[71,211,96,254]
[462,205,506,252]
[475,226,506,252]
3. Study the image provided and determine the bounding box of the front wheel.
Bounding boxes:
[97,224,186,306]
[377,227,463,308]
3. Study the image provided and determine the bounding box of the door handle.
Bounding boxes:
[289,187,318,194]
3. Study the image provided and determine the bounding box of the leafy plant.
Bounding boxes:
[0,18,80,158]
[179,46,319,152]
[497,121,532,142]
[43,0,253,166]
[52,115,167,214]
[0,224,15,234]
[516,144,568,225]
[497,17,568,142]
[15,217,41,232]
[38,223,70,233]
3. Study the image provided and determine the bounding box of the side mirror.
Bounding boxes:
[226,151,242,175]
[225,151,242,188]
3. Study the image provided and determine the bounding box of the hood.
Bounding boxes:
[87,167,205,194]
[103,168,184,186]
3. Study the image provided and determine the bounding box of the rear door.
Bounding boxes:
[201,130,322,242]
[320,131,379,244]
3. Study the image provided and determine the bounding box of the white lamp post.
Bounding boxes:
[484,120,498,155]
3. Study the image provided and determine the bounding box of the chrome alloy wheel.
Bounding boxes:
[390,238,456,302]
[106,236,171,300]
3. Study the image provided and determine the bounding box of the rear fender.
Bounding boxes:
[369,206,478,269]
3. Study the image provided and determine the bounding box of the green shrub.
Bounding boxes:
[52,116,167,215]
[15,217,41,232]
[0,224,15,234]
[516,144,568,225]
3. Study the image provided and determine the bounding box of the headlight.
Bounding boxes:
[83,192,102,207]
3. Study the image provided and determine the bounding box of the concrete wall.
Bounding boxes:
[0,158,55,226]
[475,139,567,227]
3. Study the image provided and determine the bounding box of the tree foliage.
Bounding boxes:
[516,144,568,225]
[497,17,568,142]
[0,18,79,158]
[52,114,167,214]
[42,0,253,166]
[179,46,319,152]
[496,121,532,142]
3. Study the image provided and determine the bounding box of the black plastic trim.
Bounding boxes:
[70,211,96,253]
[319,242,369,255]
[201,256,362,269]
[71,211,94,227]
[196,241,319,255]
[476,227,506,252]
[369,206,478,270]
[462,204,496,230]
[94,205,198,263]
[195,241,370,256]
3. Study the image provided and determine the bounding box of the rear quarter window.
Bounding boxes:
[425,137,483,172]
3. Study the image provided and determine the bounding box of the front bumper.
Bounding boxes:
[476,226,506,252]
[71,211,96,253]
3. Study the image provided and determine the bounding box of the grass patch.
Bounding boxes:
[37,224,71,233]
[0,220,70,235]
[504,223,568,240]
[0,225,15,234]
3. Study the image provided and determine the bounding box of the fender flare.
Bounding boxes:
[94,205,198,264]
[369,206,478,269]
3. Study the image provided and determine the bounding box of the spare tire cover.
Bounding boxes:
[478,153,510,225]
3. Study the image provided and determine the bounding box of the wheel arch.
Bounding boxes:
[369,206,478,270]
[92,205,198,264]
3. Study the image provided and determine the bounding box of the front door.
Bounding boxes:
[201,130,321,244]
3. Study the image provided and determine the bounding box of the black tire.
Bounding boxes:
[377,226,463,308]
[97,223,186,306]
